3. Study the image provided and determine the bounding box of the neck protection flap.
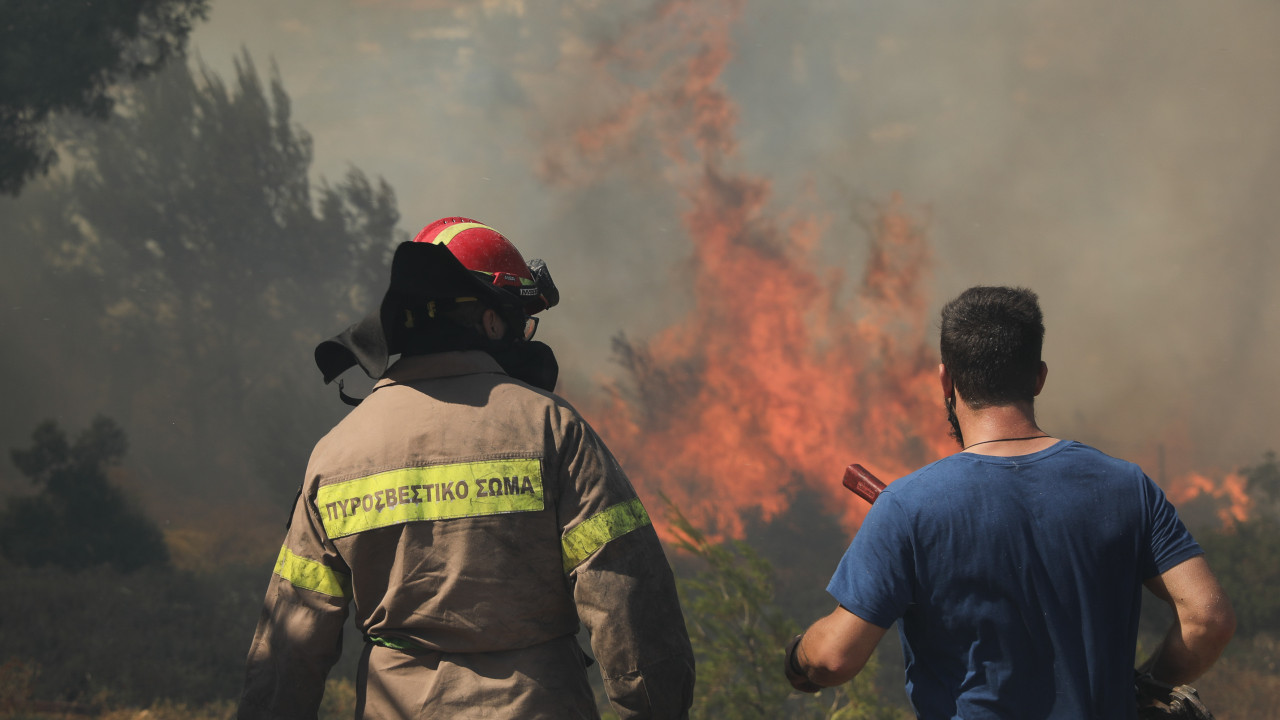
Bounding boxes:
[489,341,559,392]
[315,241,514,385]
[314,241,559,401]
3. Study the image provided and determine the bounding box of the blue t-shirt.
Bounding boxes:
[827,441,1202,719]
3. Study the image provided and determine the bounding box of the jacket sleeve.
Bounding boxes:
[238,484,352,720]
[556,417,696,720]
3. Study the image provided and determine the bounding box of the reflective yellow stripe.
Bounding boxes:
[367,634,420,651]
[316,459,545,539]
[561,498,651,573]
[431,222,493,246]
[274,545,352,598]
[430,223,535,287]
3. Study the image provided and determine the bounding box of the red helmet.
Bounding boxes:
[413,217,557,315]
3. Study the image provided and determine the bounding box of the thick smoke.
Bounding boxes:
[3,0,1276,531]
[190,0,1278,479]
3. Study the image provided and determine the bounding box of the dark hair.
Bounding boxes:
[939,286,1044,408]
[397,299,493,356]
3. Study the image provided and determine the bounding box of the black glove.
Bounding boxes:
[785,634,822,693]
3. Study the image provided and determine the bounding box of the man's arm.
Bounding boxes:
[789,605,888,690]
[573,529,695,718]
[1139,555,1236,686]
[558,419,695,719]
[238,491,352,720]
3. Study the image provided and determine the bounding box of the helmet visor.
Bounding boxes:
[521,315,539,341]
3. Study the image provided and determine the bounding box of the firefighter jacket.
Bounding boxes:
[238,351,695,720]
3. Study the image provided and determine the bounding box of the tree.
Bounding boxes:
[65,52,396,415]
[4,51,402,505]
[0,0,209,195]
[0,416,168,572]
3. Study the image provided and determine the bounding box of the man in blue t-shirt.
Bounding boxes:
[784,286,1236,718]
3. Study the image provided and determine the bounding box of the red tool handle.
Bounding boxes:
[842,463,886,504]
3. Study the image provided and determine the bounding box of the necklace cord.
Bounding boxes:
[962,434,1050,450]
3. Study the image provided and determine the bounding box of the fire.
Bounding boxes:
[540,1,951,540]
[532,2,1265,542]
[1167,470,1253,528]
[593,192,948,540]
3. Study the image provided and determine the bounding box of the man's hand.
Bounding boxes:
[1135,672,1216,719]
[784,634,822,693]
[787,606,888,691]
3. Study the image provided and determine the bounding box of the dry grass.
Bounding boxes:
[1192,634,1280,720]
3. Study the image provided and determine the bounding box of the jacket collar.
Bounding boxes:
[375,351,507,388]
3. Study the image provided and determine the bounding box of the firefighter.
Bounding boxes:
[238,218,695,719]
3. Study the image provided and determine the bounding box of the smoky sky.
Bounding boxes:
[7,0,1275,501]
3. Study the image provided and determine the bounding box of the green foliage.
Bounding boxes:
[0,0,209,195]
[1186,450,1280,642]
[664,499,907,720]
[1243,450,1279,519]
[1198,515,1280,640]
[0,417,167,572]
[670,509,792,718]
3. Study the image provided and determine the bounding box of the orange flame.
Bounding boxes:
[541,1,951,540]
[595,197,950,540]
[535,1,1265,542]
[1167,470,1252,528]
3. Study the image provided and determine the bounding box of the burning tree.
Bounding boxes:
[599,194,946,540]
[538,1,951,540]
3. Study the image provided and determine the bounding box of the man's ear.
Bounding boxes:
[1033,361,1048,396]
[938,363,954,401]
[482,308,505,340]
